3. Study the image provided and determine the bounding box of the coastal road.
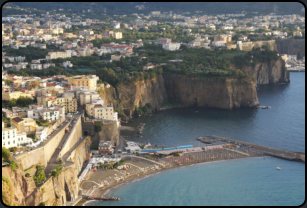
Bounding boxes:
[114,136,125,154]
[44,112,81,175]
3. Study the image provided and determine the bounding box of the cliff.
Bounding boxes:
[276,39,305,58]
[163,74,259,110]
[237,40,277,51]
[239,58,289,85]
[2,137,91,206]
[100,75,167,116]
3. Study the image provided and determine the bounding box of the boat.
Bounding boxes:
[276,167,281,170]
[261,106,269,109]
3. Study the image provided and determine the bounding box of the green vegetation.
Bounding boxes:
[114,108,127,118]
[24,165,33,172]
[9,160,18,172]
[9,147,18,153]
[33,165,46,187]
[4,97,37,109]
[39,202,46,206]
[162,99,181,107]
[111,158,126,169]
[2,116,11,127]
[145,155,153,160]
[90,144,98,149]
[172,152,180,157]
[134,103,152,116]
[139,144,145,149]
[25,173,31,177]
[34,119,49,127]
[94,124,102,132]
[2,147,11,162]
[2,46,51,61]
[49,164,62,178]
[2,176,12,188]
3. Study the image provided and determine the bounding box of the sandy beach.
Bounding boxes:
[78,148,258,206]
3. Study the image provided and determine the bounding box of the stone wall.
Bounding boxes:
[16,118,70,169]
[59,116,82,157]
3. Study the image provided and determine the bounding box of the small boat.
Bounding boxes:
[276,167,281,170]
[262,106,269,109]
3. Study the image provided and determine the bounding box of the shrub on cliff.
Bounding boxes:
[94,124,102,132]
[33,165,46,187]
[2,176,11,188]
[2,147,11,162]
[9,161,18,172]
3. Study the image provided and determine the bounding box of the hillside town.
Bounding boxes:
[1,3,305,207]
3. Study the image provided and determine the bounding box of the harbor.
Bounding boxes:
[197,135,305,162]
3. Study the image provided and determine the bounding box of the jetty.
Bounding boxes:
[197,136,305,162]
[136,123,146,135]
[82,194,120,201]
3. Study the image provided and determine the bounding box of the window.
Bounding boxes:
[18,138,20,141]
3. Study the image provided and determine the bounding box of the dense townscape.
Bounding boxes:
[1,2,305,206]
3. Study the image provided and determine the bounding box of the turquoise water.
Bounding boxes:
[90,157,305,206]
[89,72,305,206]
[121,73,305,153]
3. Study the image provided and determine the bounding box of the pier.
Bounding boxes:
[82,194,120,201]
[136,123,146,135]
[197,136,305,162]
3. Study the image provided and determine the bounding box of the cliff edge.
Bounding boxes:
[163,74,259,110]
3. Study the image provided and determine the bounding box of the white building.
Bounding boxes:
[30,64,43,70]
[79,91,100,106]
[2,126,32,148]
[125,141,142,153]
[114,32,123,39]
[14,56,26,62]
[27,105,65,121]
[63,61,73,68]
[35,126,48,142]
[212,41,226,47]
[162,42,181,51]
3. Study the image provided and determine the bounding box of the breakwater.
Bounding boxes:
[136,123,146,135]
[197,135,305,162]
[82,195,120,201]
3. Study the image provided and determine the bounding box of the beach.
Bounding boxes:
[78,147,258,206]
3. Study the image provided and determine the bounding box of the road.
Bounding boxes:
[114,136,125,154]
[44,112,82,175]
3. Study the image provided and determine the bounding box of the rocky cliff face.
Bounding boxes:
[99,58,288,113]
[100,75,167,116]
[163,74,259,110]
[238,40,277,51]
[276,39,305,58]
[239,58,289,85]
[2,137,91,206]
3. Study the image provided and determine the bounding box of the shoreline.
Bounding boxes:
[80,155,260,206]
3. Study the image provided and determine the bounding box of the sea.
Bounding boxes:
[88,72,305,206]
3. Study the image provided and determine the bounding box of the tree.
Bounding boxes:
[9,147,18,153]
[4,79,12,86]
[2,147,11,162]
[95,124,102,132]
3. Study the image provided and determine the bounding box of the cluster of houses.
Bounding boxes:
[2,72,119,150]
